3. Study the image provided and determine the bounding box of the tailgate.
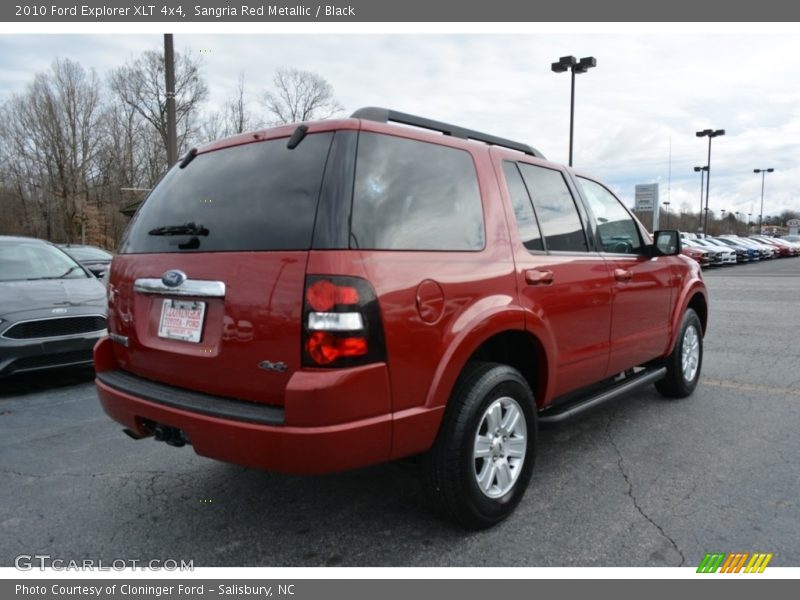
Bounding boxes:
[108,252,307,406]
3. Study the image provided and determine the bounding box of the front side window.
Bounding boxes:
[518,163,588,252]
[578,177,643,255]
[350,133,484,251]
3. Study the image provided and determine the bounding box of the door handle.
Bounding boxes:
[524,269,554,285]
[614,268,633,282]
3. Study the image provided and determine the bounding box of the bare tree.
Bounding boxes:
[261,68,343,125]
[201,72,259,142]
[92,99,160,246]
[200,110,224,143]
[0,59,104,242]
[226,72,257,134]
[110,49,208,163]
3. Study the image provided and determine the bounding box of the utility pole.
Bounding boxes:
[165,34,178,167]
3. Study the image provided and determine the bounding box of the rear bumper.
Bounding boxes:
[94,336,397,474]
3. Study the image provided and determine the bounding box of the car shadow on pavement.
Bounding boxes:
[0,366,95,398]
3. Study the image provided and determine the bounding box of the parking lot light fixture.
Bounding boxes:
[754,168,774,234]
[552,55,596,167]
[693,166,709,232]
[696,129,725,235]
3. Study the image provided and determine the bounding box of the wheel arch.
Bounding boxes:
[667,284,708,355]
[687,291,708,334]
[425,319,550,412]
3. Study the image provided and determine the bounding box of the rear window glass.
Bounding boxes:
[120,133,333,253]
[350,133,484,251]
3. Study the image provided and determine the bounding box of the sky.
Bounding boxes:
[1,30,800,221]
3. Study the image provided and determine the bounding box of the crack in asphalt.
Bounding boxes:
[605,413,686,567]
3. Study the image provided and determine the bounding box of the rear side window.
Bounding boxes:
[120,133,334,253]
[502,161,543,252]
[518,163,588,252]
[350,133,484,251]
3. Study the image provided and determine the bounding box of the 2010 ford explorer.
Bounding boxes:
[95,108,708,528]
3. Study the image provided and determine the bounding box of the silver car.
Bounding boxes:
[0,236,107,377]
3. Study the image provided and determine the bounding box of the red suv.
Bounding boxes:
[95,108,708,528]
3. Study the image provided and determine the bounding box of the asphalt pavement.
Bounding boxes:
[1,257,798,567]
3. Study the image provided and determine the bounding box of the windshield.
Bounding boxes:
[62,246,113,261]
[0,241,89,282]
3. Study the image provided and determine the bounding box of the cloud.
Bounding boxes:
[1,32,799,216]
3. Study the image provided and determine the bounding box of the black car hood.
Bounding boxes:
[0,278,106,319]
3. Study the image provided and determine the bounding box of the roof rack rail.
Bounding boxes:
[350,107,545,159]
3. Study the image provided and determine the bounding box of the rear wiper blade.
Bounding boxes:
[148,222,209,237]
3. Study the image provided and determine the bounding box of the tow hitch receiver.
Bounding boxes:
[153,424,190,447]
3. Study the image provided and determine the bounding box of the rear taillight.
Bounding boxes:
[302,276,386,368]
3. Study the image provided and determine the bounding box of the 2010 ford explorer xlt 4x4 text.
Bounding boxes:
[95,108,708,528]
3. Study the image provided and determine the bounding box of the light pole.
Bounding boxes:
[551,55,597,166]
[734,211,740,235]
[748,212,752,234]
[754,168,774,234]
[693,166,708,233]
[696,129,725,235]
[663,201,671,228]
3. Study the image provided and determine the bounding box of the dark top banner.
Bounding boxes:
[4,0,800,22]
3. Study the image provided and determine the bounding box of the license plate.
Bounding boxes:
[158,299,206,343]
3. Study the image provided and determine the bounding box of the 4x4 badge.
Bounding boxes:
[259,360,288,373]
[161,270,187,287]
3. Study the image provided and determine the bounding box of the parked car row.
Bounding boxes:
[680,233,800,267]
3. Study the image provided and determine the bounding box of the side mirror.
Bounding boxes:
[650,230,682,256]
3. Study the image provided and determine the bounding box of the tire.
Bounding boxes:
[655,308,703,398]
[421,362,537,529]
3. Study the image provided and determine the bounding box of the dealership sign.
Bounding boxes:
[634,184,658,212]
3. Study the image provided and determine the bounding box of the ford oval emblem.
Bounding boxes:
[161,270,187,288]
